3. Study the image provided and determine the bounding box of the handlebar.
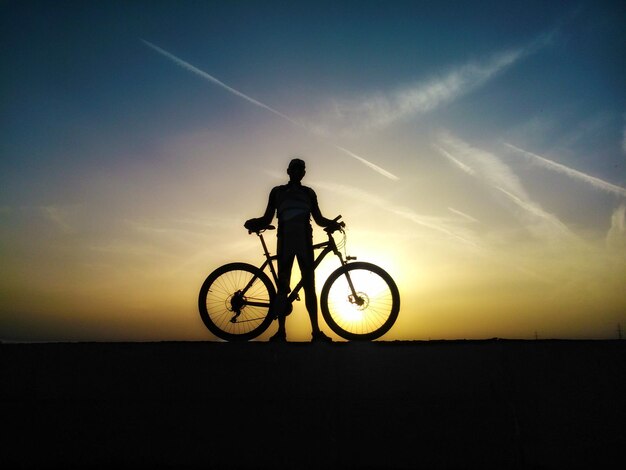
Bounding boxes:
[245,216,345,235]
[324,215,345,234]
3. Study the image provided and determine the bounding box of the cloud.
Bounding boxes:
[504,143,626,197]
[141,39,397,180]
[307,34,551,136]
[435,132,577,241]
[436,132,527,199]
[494,186,575,240]
[606,204,626,250]
[313,180,479,247]
[358,51,520,128]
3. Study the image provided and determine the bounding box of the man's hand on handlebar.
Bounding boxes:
[325,216,345,233]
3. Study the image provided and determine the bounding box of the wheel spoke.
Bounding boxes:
[321,262,399,340]
[199,263,276,341]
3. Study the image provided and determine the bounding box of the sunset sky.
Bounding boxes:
[2,1,625,342]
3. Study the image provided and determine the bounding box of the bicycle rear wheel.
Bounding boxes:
[198,262,276,341]
[321,262,400,341]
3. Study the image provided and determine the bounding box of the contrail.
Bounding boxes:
[495,186,577,239]
[141,39,398,180]
[141,39,301,127]
[433,144,476,175]
[334,146,399,180]
[436,132,577,241]
[448,207,479,223]
[504,142,626,197]
[315,181,479,247]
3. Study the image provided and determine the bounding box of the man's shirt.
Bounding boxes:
[257,181,331,230]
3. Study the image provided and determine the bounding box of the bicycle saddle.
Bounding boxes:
[248,224,275,234]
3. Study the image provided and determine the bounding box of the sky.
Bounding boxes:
[1,0,625,342]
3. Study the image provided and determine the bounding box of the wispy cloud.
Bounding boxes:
[435,132,577,241]
[335,51,521,131]
[494,186,575,239]
[436,132,528,199]
[314,180,479,248]
[308,34,552,136]
[504,142,626,197]
[141,39,397,180]
[606,204,626,250]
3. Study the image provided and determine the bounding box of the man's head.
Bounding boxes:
[287,158,306,182]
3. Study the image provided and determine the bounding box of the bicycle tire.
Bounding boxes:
[321,262,400,341]
[198,262,276,341]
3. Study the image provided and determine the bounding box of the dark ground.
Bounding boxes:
[2,340,625,469]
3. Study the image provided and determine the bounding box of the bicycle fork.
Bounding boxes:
[337,252,365,307]
[344,265,365,307]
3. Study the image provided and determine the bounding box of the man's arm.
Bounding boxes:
[309,188,338,228]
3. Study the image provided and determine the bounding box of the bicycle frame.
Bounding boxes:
[244,227,361,309]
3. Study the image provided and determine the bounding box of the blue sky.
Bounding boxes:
[1,1,625,341]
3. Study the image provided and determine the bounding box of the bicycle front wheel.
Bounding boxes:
[321,262,400,341]
[198,262,276,341]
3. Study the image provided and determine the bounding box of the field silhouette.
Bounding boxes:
[3,340,625,468]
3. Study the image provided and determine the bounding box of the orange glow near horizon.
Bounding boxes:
[2,170,626,343]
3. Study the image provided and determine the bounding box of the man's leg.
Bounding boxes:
[301,272,319,332]
[273,244,295,340]
[296,249,325,336]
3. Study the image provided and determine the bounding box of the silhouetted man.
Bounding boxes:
[245,158,341,342]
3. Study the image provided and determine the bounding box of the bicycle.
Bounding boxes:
[198,216,400,341]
